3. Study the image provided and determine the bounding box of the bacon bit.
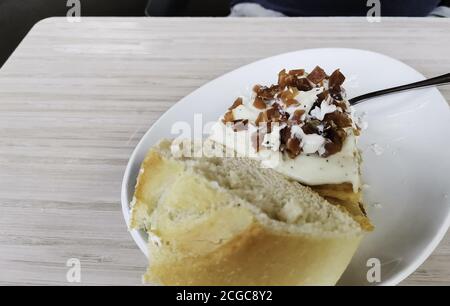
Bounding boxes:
[288,69,305,76]
[228,97,243,110]
[222,110,234,123]
[307,66,327,84]
[232,119,249,132]
[286,137,302,158]
[253,97,267,109]
[329,69,346,88]
[324,111,352,128]
[253,84,262,93]
[285,98,299,107]
[290,109,305,124]
[295,78,313,91]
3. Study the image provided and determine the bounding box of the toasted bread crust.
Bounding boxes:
[145,221,362,286]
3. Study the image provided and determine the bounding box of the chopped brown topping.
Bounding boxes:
[302,120,321,135]
[225,66,354,158]
[285,98,299,107]
[288,69,305,76]
[253,96,267,109]
[307,66,327,84]
[279,89,299,107]
[328,85,343,101]
[278,69,301,89]
[323,128,347,157]
[280,126,302,158]
[324,111,352,128]
[290,87,299,97]
[280,90,294,103]
[278,69,288,88]
[222,110,234,123]
[255,111,268,126]
[286,137,302,158]
[295,77,313,91]
[266,106,281,122]
[330,91,343,101]
[232,119,249,132]
[333,100,348,111]
[316,90,329,103]
[228,97,243,110]
[290,109,305,124]
[253,84,262,93]
[280,126,291,144]
[254,85,280,100]
[329,69,346,88]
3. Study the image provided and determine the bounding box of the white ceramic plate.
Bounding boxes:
[121,48,450,286]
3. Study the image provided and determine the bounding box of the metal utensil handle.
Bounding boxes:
[349,73,450,105]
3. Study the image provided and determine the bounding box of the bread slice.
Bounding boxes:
[130,139,364,285]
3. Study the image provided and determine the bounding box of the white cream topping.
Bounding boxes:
[310,101,337,121]
[209,73,362,192]
[261,124,283,151]
[273,129,360,190]
[209,121,361,191]
[232,104,259,122]
[295,87,323,113]
[290,125,326,155]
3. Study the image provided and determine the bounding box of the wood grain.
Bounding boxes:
[0,17,449,286]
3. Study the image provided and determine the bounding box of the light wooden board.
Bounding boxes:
[0,17,449,285]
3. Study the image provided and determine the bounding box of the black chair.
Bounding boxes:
[145,0,230,16]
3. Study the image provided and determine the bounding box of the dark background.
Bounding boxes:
[0,0,448,68]
[0,0,230,68]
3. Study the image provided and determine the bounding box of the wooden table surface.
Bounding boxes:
[0,17,449,286]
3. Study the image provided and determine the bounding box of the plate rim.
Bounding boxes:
[121,47,450,286]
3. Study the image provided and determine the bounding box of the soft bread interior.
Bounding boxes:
[131,139,362,236]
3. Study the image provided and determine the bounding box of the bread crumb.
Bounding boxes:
[370,143,384,156]
[278,200,303,223]
[371,202,382,209]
